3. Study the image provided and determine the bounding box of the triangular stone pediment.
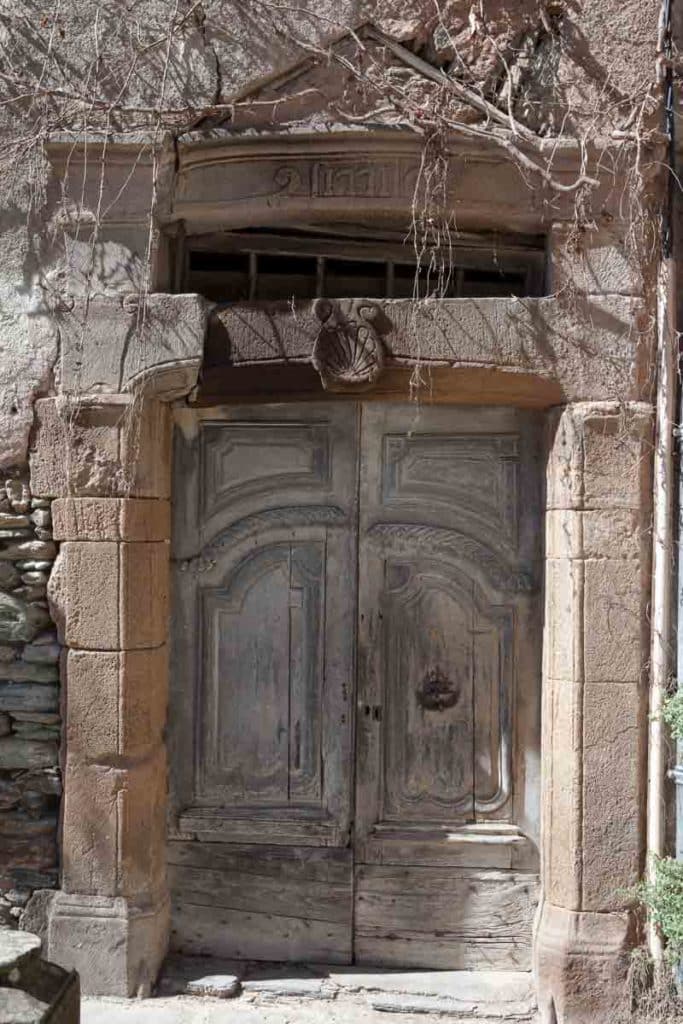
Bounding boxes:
[209,23,496,134]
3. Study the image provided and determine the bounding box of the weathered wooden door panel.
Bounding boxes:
[197,541,325,807]
[169,400,541,968]
[354,404,541,968]
[169,403,358,961]
[354,865,539,970]
[169,842,353,963]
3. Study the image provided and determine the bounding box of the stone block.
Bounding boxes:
[119,540,168,643]
[543,558,581,683]
[581,509,646,561]
[545,509,581,561]
[544,507,644,562]
[534,902,635,1024]
[120,542,169,649]
[120,399,172,499]
[214,294,652,403]
[57,293,207,396]
[48,540,169,650]
[0,660,58,682]
[583,558,646,683]
[543,676,581,910]
[546,403,653,512]
[0,592,51,643]
[30,397,172,499]
[0,683,59,713]
[48,542,119,649]
[0,737,58,769]
[580,406,653,511]
[30,398,123,499]
[186,975,241,997]
[51,498,121,541]
[48,891,170,997]
[120,499,170,542]
[52,498,170,542]
[62,750,166,899]
[549,224,649,296]
[581,681,645,910]
[65,647,167,761]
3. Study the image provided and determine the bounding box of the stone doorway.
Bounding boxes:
[167,400,542,969]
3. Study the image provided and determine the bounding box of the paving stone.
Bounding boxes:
[367,992,536,1017]
[242,978,333,999]
[186,975,241,998]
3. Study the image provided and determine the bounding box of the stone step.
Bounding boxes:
[160,956,536,1019]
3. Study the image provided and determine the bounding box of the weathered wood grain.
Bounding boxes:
[354,865,538,970]
[169,841,353,962]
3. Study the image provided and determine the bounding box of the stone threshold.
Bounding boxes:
[147,956,537,1020]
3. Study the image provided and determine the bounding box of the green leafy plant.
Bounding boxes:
[662,690,683,742]
[633,857,683,960]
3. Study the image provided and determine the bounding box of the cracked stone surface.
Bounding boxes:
[108,960,537,1023]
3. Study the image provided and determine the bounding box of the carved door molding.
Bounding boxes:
[168,401,542,968]
[170,403,359,850]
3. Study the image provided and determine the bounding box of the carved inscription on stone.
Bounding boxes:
[274,159,417,199]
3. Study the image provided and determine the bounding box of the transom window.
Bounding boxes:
[179,227,546,302]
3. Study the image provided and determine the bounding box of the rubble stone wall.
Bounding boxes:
[0,474,60,927]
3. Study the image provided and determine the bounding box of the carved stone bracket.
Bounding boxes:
[312,298,386,392]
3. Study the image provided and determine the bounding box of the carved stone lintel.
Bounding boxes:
[312,298,385,392]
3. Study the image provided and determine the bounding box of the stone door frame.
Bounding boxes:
[33,365,651,1020]
[30,133,654,1024]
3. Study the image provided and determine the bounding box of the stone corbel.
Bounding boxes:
[54,292,208,400]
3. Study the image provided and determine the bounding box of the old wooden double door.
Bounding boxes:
[169,402,541,969]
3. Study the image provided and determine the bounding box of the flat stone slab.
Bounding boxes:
[328,969,534,1004]
[368,993,536,1018]
[242,977,334,999]
[0,929,41,972]
[155,958,537,1020]
[186,974,240,998]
